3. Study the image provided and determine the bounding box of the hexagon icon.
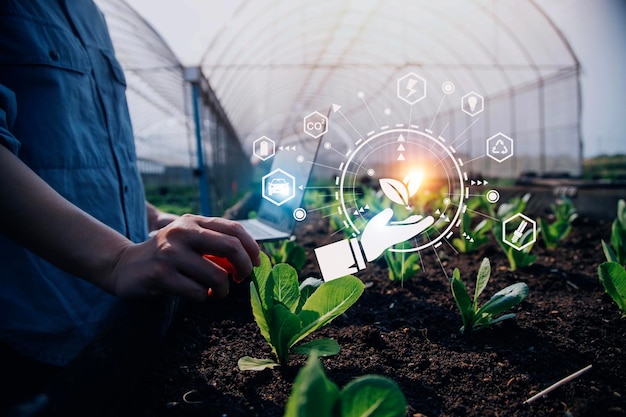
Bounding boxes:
[486,132,514,163]
[461,92,484,116]
[253,136,275,161]
[397,72,426,105]
[303,111,328,139]
[262,168,295,206]
[502,213,536,251]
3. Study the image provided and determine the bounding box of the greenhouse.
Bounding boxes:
[98,0,583,215]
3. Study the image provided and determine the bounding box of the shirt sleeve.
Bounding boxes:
[0,83,20,155]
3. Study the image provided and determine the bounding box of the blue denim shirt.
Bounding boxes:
[0,1,148,365]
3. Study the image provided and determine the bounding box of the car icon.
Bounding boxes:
[267,178,290,196]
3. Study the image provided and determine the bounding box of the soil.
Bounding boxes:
[120,213,626,417]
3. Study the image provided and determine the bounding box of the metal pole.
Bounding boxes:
[190,81,211,216]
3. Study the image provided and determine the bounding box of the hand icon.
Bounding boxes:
[360,208,434,262]
[314,207,435,281]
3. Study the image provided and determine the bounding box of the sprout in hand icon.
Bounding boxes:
[315,171,435,281]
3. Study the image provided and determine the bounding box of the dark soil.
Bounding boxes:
[121,213,626,417]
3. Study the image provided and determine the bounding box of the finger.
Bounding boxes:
[196,217,261,265]
[172,252,231,298]
[185,216,260,277]
[394,215,435,241]
[367,208,394,230]
[390,214,423,225]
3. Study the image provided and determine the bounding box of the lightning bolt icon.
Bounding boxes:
[406,78,418,98]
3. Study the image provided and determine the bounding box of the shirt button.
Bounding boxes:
[49,51,60,61]
[124,185,129,193]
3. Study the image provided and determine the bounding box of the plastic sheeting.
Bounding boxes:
[99,0,581,178]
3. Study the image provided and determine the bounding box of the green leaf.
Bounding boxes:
[285,241,306,271]
[292,338,340,357]
[252,252,274,310]
[339,375,407,417]
[271,263,301,313]
[610,219,626,264]
[297,277,324,313]
[269,304,302,365]
[292,276,364,347]
[250,281,272,346]
[617,199,626,228]
[487,312,517,326]
[602,240,617,263]
[598,261,626,314]
[450,268,474,333]
[506,246,537,271]
[237,356,279,371]
[284,354,339,417]
[474,258,491,308]
[478,282,529,317]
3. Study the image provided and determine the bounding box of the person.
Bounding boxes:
[0,1,260,415]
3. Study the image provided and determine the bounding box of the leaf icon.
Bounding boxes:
[403,171,423,197]
[380,178,409,206]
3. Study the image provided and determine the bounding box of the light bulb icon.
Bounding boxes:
[468,95,478,112]
[461,91,483,116]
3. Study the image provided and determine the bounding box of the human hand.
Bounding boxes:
[360,208,434,262]
[110,214,261,301]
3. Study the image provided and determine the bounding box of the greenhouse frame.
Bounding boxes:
[97,0,582,215]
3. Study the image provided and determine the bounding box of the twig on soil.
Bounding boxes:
[523,364,593,404]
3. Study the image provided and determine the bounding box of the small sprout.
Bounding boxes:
[452,210,492,254]
[539,197,578,250]
[263,238,306,271]
[238,253,364,370]
[283,353,407,417]
[598,261,626,317]
[379,172,422,208]
[383,241,420,282]
[493,197,537,271]
[450,257,529,333]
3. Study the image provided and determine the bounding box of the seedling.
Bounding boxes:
[450,257,529,333]
[238,252,364,370]
[602,199,626,264]
[452,210,492,253]
[284,353,407,417]
[492,194,537,270]
[539,197,578,250]
[598,261,626,317]
[383,241,420,282]
[263,238,306,272]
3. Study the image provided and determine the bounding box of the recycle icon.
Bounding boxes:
[486,132,514,163]
[491,139,508,154]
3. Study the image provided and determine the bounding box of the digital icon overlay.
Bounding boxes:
[252,72,528,281]
[262,168,295,206]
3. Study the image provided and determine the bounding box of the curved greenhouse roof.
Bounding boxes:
[98,0,582,203]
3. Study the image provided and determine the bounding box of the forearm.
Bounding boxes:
[0,145,130,294]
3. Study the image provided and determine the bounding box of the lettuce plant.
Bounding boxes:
[491,194,536,270]
[263,238,306,272]
[450,257,529,333]
[602,199,626,264]
[539,197,578,250]
[383,241,420,282]
[598,261,626,317]
[452,211,492,254]
[284,353,407,417]
[238,253,364,371]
